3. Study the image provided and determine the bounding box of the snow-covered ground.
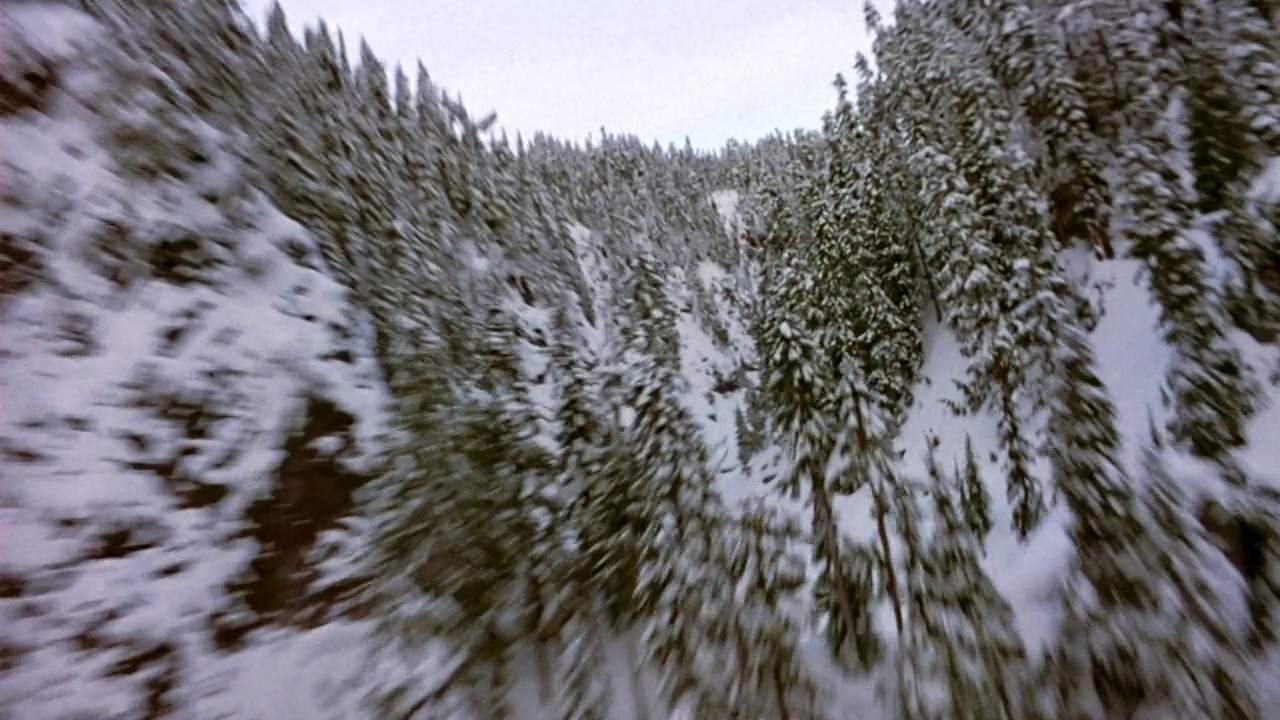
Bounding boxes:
[0,7,388,717]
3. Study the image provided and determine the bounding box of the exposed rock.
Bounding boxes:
[0,229,46,302]
[0,58,56,118]
[232,395,371,627]
[712,366,745,394]
[1198,492,1280,650]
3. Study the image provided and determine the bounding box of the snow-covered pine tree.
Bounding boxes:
[363,302,558,718]
[551,305,606,479]
[546,311,617,720]
[1195,0,1280,335]
[991,354,1045,540]
[1116,4,1258,461]
[481,301,563,703]
[381,65,454,350]
[298,22,364,292]
[1139,453,1261,720]
[553,604,611,720]
[1182,2,1258,215]
[86,0,263,136]
[698,498,826,720]
[835,370,938,669]
[691,264,731,349]
[944,22,1070,536]
[807,77,864,385]
[871,0,1055,540]
[955,0,1113,256]
[1042,318,1129,549]
[757,246,827,395]
[820,363,897,668]
[869,56,972,364]
[884,466,932,720]
[910,444,1030,720]
[549,305,643,629]
[856,72,946,331]
[1045,444,1260,720]
[257,3,320,219]
[810,73,923,414]
[1218,0,1280,156]
[616,344,748,717]
[765,307,854,654]
[617,246,680,370]
[1236,486,1280,651]
[1218,165,1280,338]
[346,41,410,358]
[958,434,992,545]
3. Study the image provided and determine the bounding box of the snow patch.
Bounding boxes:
[1249,156,1280,206]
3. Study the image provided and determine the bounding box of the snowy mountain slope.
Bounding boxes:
[559,215,872,718]
[0,10,762,712]
[4,3,1279,718]
[0,7,389,718]
[681,191,1280,715]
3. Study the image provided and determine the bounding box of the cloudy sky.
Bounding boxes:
[241,0,883,149]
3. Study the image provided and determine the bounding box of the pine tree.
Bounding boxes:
[873,0,1058,540]
[1202,0,1280,335]
[614,320,720,696]
[258,3,316,213]
[298,23,362,291]
[1182,3,1257,215]
[552,308,642,627]
[698,499,825,720]
[1140,459,1260,720]
[733,401,767,470]
[363,303,557,718]
[618,342,811,718]
[993,361,1045,540]
[1221,0,1280,154]
[755,248,826,404]
[87,0,263,135]
[963,0,1114,256]
[617,247,680,369]
[547,340,616,720]
[809,74,923,413]
[1041,318,1131,551]
[807,78,864,384]
[958,434,992,544]
[820,364,900,668]
[1219,168,1280,337]
[908,444,1030,720]
[765,312,872,667]
[554,606,611,720]
[1045,442,1260,720]
[344,41,409,358]
[1118,13,1258,460]
[1239,486,1280,651]
[942,33,1065,535]
[885,468,933,720]
[620,346,716,547]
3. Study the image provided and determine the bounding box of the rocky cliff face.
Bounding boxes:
[0,6,389,717]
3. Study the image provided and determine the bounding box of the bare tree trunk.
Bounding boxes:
[909,219,944,323]
[873,482,905,637]
[811,458,862,658]
[851,396,905,638]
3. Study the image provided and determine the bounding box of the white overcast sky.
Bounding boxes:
[241,0,885,149]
